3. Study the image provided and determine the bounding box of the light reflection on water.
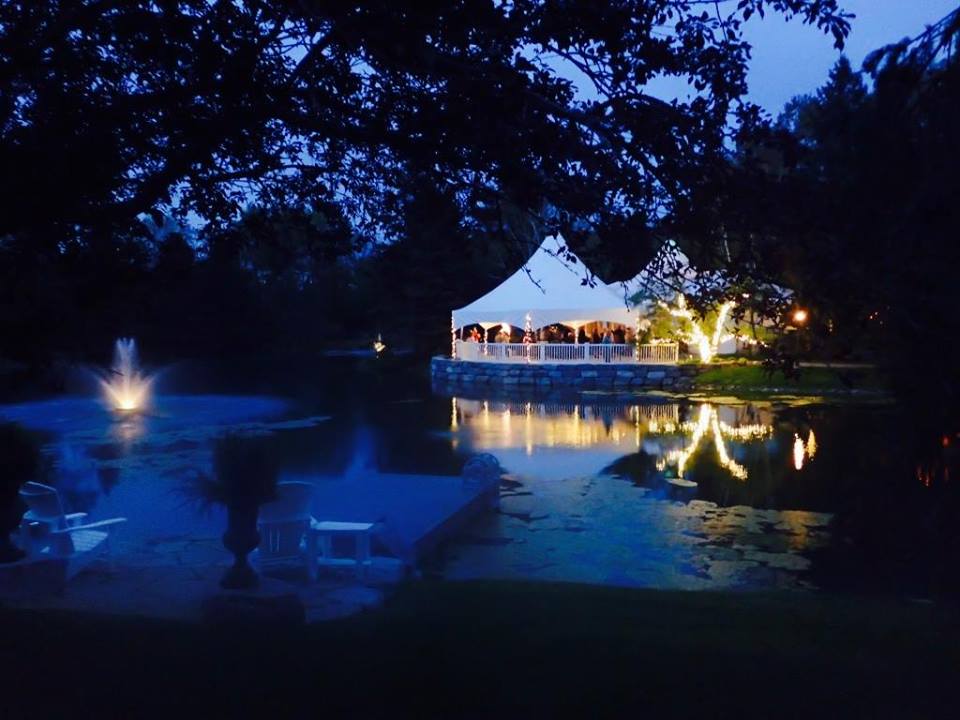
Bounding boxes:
[4,350,953,595]
[0,390,862,591]
[448,397,805,485]
[443,396,832,590]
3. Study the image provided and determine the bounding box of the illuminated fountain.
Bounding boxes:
[98,338,155,413]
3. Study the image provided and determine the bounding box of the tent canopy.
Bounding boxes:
[624,240,698,302]
[452,236,634,330]
[625,240,793,303]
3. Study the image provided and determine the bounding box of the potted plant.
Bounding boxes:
[186,433,278,589]
[0,422,41,563]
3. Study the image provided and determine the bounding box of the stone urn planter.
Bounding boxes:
[461,453,503,490]
[0,423,40,564]
[220,502,261,589]
[183,434,278,589]
[462,453,504,510]
[0,496,27,563]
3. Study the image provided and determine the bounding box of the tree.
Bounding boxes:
[687,7,960,408]
[362,178,510,354]
[0,1,851,257]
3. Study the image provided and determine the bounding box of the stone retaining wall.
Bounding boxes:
[431,356,699,393]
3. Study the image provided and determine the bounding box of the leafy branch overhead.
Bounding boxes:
[0,0,850,255]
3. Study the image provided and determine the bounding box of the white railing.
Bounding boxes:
[637,343,682,364]
[454,340,678,364]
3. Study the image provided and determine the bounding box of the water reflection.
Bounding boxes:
[449,397,800,488]
[647,404,774,482]
[793,430,817,470]
[444,395,837,590]
[7,355,956,596]
[452,398,670,452]
[109,413,146,447]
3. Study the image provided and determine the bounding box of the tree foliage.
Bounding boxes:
[679,7,960,408]
[1,0,850,255]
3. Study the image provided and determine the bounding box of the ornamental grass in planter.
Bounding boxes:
[183,433,279,589]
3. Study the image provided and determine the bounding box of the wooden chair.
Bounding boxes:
[255,481,315,577]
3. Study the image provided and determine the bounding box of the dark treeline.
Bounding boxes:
[767,23,958,411]
[672,11,960,407]
[0,189,526,375]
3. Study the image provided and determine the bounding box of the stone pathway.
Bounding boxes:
[0,537,390,624]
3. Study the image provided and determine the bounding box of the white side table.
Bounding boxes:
[308,519,375,578]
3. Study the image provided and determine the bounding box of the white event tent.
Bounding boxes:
[452,236,635,334]
[623,239,699,302]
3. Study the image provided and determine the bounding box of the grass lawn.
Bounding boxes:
[2,580,956,717]
[693,362,886,393]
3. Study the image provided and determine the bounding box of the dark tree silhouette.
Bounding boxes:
[0,1,850,251]
[669,7,960,413]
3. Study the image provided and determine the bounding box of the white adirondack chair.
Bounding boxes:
[14,481,127,583]
[255,481,315,577]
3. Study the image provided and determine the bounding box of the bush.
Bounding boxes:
[0,422,40,500]
[183,434,279,511]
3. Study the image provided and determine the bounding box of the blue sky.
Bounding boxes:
[740,0,957,114]
[552,2,957,118]
[688,0,958,116]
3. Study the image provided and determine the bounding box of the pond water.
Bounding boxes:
[0,357,954,596]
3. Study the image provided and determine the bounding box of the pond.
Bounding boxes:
[0,356,954,597]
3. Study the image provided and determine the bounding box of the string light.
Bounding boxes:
[652,403,775,481]
[712,413,748,480]
[663,295,735,363]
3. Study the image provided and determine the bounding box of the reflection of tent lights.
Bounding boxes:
[451,399,792,482]
[525,402,533,456]
[652,403,773,481]
[453,397,677,451]
[451,397,814,484]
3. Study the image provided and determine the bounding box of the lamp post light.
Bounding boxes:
[790,308,808,358]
